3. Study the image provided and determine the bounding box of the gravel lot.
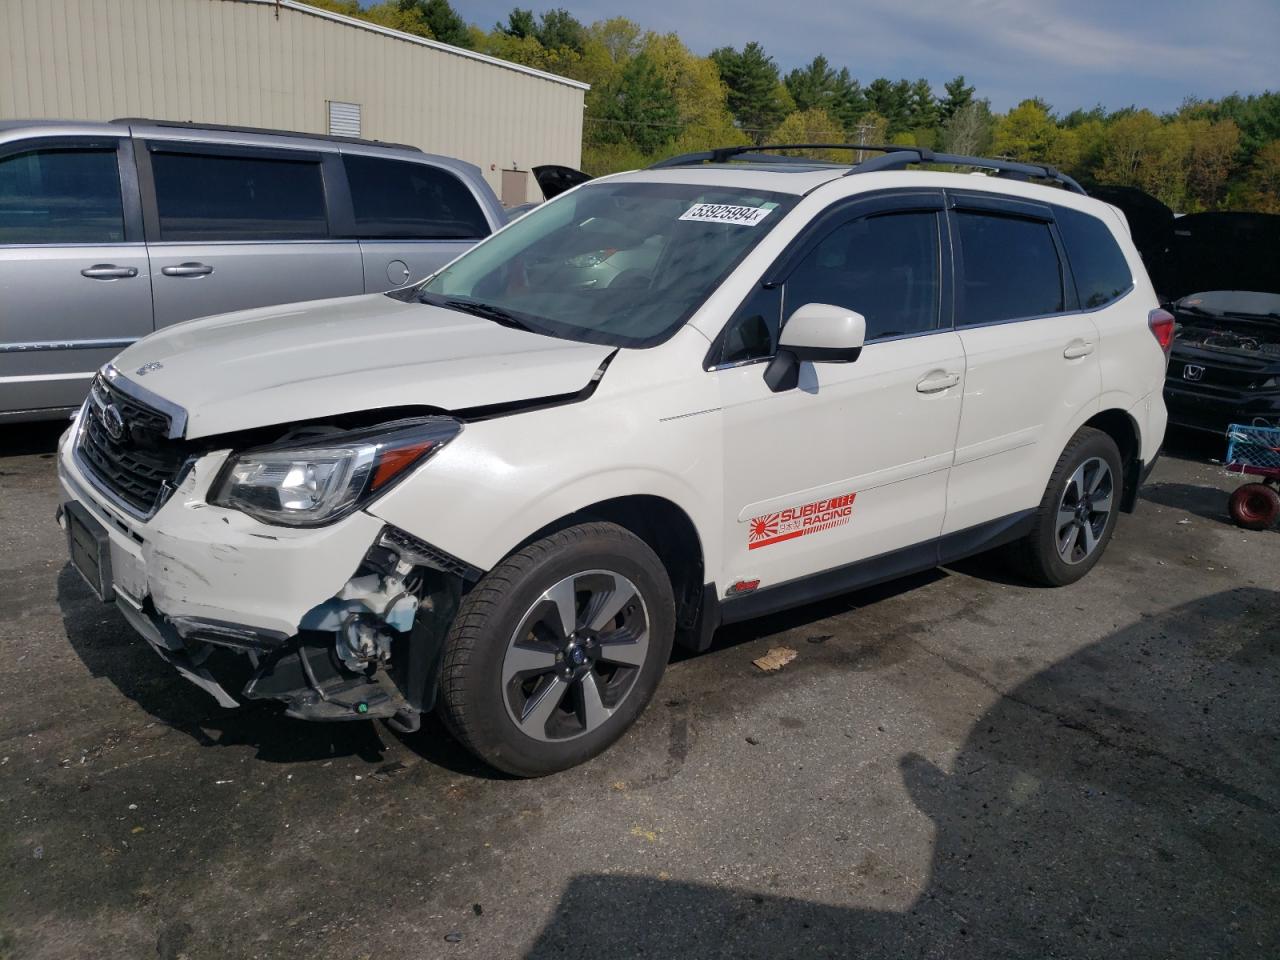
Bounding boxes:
[1,423,1277,960]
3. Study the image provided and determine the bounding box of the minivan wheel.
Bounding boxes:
[436,522,675,777]
[1010,427,1124,587]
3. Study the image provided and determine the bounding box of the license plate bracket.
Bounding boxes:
[65,501,114,603]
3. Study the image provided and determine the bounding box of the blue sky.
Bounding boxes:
[450,0,1279,112]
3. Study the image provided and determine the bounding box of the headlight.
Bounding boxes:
[211,417,461,527]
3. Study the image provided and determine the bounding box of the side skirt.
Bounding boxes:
[689,509,1036,645]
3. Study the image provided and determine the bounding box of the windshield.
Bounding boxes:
[1177,290,1280,321]
[419,180,798,348]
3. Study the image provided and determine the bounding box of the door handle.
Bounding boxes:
[161,262,214,277]
[1064,340,1095,359]
[916,372,960,394]
[80,264,138,280]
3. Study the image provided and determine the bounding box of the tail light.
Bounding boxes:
[1148,308,1176,357]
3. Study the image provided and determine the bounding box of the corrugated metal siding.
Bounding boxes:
[0,0,585,204]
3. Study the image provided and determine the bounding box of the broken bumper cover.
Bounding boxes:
[57,435,474,720]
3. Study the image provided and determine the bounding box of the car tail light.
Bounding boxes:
[1148,308,1176,357]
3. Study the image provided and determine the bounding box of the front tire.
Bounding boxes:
[437,522,675,777]
[1010,427,1123,587]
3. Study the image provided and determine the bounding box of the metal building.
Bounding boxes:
[0,0,588,205]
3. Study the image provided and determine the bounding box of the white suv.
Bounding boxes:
[57,145,1170,776]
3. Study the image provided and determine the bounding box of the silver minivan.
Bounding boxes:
[0,118,508,423]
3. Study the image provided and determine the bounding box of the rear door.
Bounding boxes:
[339,152,495,291]
[139,140,364,328]
[943,192,1102,535]
[0,135,152,415]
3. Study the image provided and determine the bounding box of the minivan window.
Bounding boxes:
[0,147,124,244]
[1055,205,1133,308]
[955,212,1064,326]
[420,181,798,348]
[784,211,941,341]
[343,155,490,240]
[149,148,328,241]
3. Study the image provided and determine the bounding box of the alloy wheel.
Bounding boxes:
[1056,457,1114,565]
[501,570,650,741]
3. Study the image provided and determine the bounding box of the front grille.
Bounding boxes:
[76,375,189,517]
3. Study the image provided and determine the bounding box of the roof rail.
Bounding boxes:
[649,143,913,169]
[648,142,1087,194]
[110,118,424,153]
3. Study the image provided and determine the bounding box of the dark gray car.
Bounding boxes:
[0,118,508,423]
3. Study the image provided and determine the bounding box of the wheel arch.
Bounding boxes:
[508,494,710,651]
[1082,407,1143,512]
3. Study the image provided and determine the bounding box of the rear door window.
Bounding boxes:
[0,146,124,244]
[954,212,1064,325]
[148,147,329,241]
[1055,206,1133,308]
[343,154,490,240]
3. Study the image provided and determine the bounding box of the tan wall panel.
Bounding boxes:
[0,0,586,204]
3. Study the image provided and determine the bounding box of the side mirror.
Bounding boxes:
[764,303,866,392]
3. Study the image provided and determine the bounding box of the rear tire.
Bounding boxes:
[1009,427,1124,587]
[1228,482,1280,531]
[437,522,675,777]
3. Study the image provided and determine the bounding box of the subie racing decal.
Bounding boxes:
[679,203,774,227]
[747,492,856,550]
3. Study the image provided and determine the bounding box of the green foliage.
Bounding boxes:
[710,42,793,140]
[307,4,1279,207]
[397,0,470,47]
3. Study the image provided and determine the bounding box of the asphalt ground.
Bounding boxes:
[1,423,1277,960]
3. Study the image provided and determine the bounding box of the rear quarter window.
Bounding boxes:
[343,155,491,240]
[1055,206,1133,308]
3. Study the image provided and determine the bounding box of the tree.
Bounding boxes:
[310,0,432,37]
[1186,118,1242,209]
[709,42,792,140]
[939,75,974,123]
[594,52,680,154]
[907,78,938,130]
[497,7,536,38]
[784,56,838,114]
[769,108,846,159]
[942,99,993,156]
[398,0,471,48]
[1242,140,1280,213]
[863,77,911,133]
[537,9,586,55]
[993,99,1059,161]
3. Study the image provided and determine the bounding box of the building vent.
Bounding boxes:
[327,101,361,137]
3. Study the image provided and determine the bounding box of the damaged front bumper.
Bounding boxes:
[57,433,481,723]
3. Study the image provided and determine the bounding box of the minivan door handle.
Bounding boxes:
[80,264,138,280]
[1064,340,1095,359]
[916,372,961,394]
[161,262,214,277]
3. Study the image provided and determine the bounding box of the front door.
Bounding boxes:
[0,136,152,415]
[140,141,363,328]
[715,195,965,593]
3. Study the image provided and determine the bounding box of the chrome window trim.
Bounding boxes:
[0,338,138,353]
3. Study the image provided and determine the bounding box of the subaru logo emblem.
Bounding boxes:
[1183,364,1205,382]
[102,403,126,441]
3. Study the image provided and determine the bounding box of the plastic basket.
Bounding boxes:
[1226,423,1280,477]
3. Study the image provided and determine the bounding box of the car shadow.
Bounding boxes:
[0,420,66,457]
[524,587,1280,959]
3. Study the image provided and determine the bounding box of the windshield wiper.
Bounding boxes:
[419,291,539,333]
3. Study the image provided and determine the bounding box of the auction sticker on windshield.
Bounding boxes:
[679,203,774,226]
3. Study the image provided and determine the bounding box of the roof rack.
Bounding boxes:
[649,143,1086,195]
[110,118,423,153]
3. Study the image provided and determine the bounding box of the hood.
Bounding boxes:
[1088,186,1280,301]
[533,164,592,200]
[110,294,614,439]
